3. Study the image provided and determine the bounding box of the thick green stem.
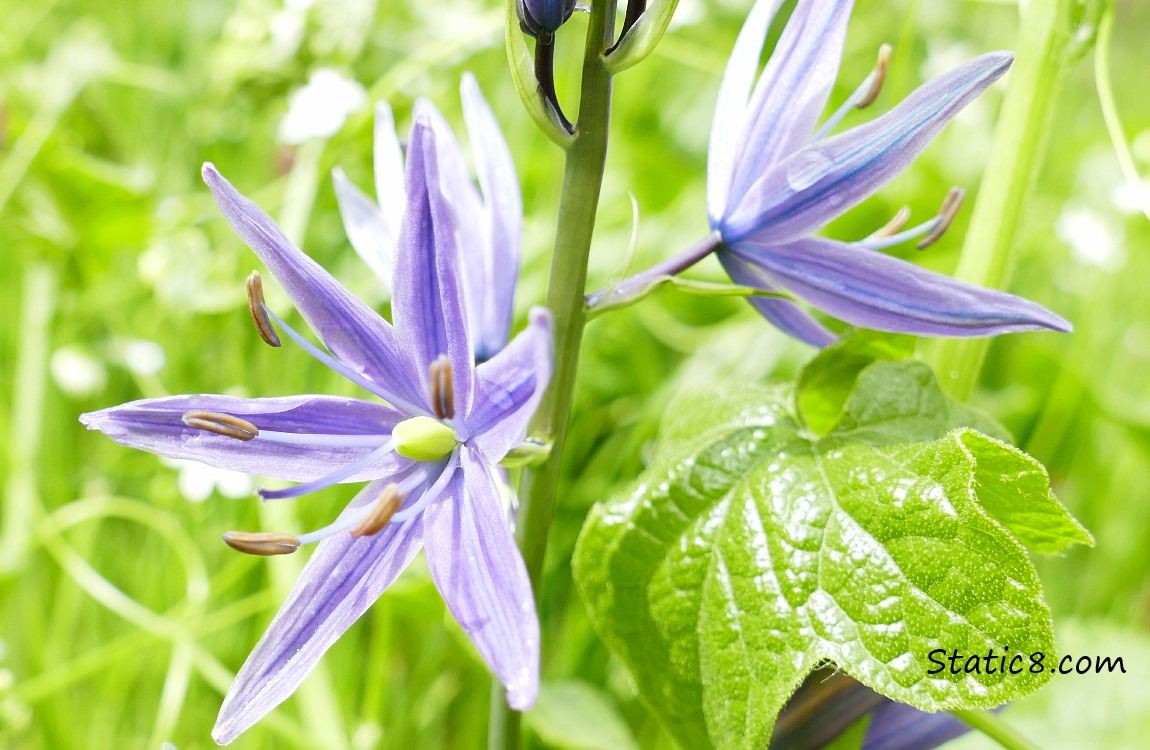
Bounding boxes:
[490,3,617,749]
[923,0,1077,399]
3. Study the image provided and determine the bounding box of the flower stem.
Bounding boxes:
[492,2,618,749]
[922,0,1078,399]
[951,709,1042,750]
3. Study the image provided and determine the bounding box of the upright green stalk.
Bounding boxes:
[490,3,618,749]
[924,0,1078,399]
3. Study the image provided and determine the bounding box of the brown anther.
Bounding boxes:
[222,531,300,556]
[429,354,455,420]
[246,271,282,347]
[349,484,404,538]
[870,206,912,240]
[855,44,892,109]
[916,187,966,249]
[183,410,259,441]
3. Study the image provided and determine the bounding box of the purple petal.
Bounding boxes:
[392,119,475,418]
[372,102,407,239]
[863,702,972,750]
[201,164,425,413]
[422,446,539,710]
[332,167,393,289]
[467,308,552,462]
[719,250,836,347]
[723,52,1013,244]
[730,236,1072,336]
[707,0,785,221]
[412,98,492,366]
[212,480,425,744]
[725,0,854,215]
[462,72,522,360]
[80,394,404,483]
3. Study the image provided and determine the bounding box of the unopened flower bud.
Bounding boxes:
[517,0,577,39]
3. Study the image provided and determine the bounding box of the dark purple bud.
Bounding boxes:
[517,0,577,38]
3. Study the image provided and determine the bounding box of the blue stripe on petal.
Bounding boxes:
[723,52,1013,245]
[731,236,1071,337]
[202,164,425,412]
[719,250,837,347]
[212,479,425,744]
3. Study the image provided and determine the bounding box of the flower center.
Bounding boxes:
[392,415,459,462]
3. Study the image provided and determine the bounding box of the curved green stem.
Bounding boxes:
[952,709,1042,750]
[922,0,1079,399]
[490,2,618,749]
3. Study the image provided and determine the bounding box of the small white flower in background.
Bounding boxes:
[1056,204,1126,272]
[162,458,254,503]
[50,347,107,397]
[278,68,366,145]
[119,339,167,376]
[1111,179,1150,217]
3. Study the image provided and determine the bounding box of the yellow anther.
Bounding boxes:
[917,187,966,249]
[222,531,300,556]
[869,206,912,240]
[856,44,892,109]
[246,271,281,347]
[183,411,259,441]
[349,485,404,537]
[429,354,455,420]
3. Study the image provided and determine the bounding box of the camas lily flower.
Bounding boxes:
[592,0,1070,346]
[80,115,551,744]
[333,73,521,362]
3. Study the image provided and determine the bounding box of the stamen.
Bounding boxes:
[222,530,300,556]
[349,484,403,537]
[430,355,454,420]
[854,188,967,252]
[246,272,281,347]
[916,187,965,249]
[390,451,458,523]
[866,206,912,241]
[260,305,422,415]
[294,467,432,545]
[259,437,398,501]
[854,44,892,109]
[183,410,258,441]
[811,43,894,141]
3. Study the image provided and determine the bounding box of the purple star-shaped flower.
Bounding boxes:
[80,112,551,744]
[707,0,1071,346]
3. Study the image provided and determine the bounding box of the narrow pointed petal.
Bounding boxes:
[462,72,522,359]
[731,236,1072,336]
[80,394,404,482]
[332,167,393,290]
[212,480,425,744]
[392,120,475,417]
[723,52,1014,244]
[467,308,552,463]
[725,0,854,211]
[719,251,836,347]
[862,701,972,750]
[202,164,425,412]
[707,0,785,221]
[372,102,407,239]
[413,98,492,362]
[422,446,539,710]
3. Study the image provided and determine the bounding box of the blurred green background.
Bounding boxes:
[2,0,1148,747]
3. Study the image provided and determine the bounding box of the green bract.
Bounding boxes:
[574,352,1091,750]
